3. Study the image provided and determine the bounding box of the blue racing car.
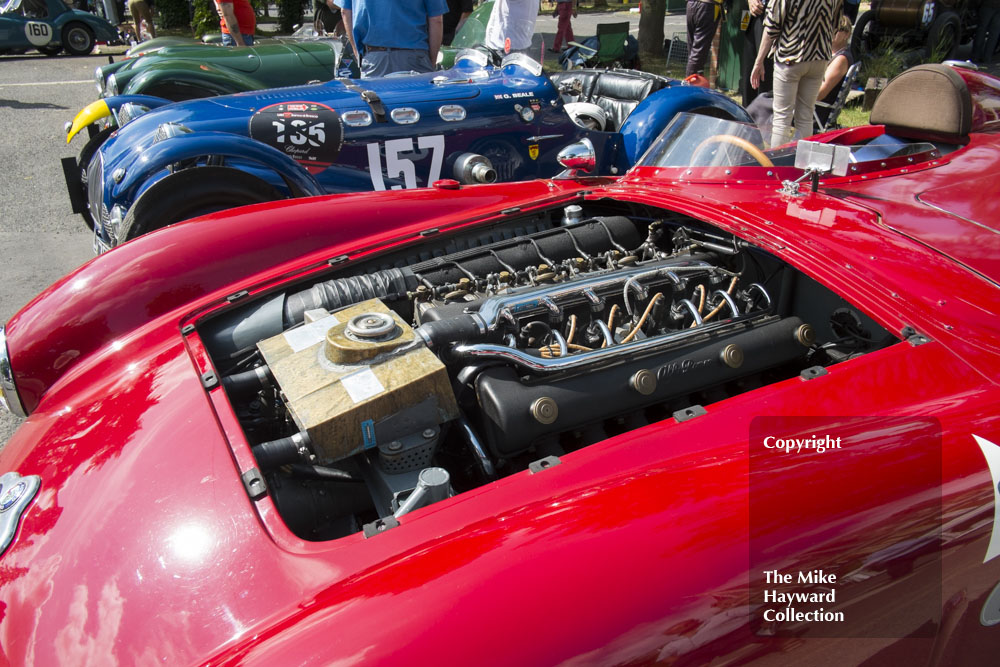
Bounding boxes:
[66,52,750,253]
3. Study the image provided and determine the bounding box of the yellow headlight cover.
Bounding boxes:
[67,99,112,144]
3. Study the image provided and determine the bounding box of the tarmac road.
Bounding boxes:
[0,50,121,446]
[0,12,669,447]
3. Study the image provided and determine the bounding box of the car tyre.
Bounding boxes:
[927,11,960,60]
[77,126,115,230]
[118,166,284,243]
[851,11,877,60]
[62,23,95,56]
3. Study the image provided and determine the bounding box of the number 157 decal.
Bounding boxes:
[367,135,444,190]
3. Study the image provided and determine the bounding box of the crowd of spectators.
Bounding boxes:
[78,0,1000,136]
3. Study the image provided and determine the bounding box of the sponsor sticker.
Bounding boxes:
[249,101,344,168]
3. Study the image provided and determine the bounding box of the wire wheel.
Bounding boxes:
[62,23,95,56]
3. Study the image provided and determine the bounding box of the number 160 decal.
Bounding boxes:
[367,135,445,190]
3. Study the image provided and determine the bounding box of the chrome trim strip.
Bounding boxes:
[0,327,26,418]
[452,315,772,373]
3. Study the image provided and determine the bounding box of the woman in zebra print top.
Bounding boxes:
[750,0,843,148]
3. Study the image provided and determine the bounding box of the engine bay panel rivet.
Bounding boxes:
[530,397,558,425]
[422,428,436,439]
[629,369,657,395]
[794,324,816,347]
[719,344,744,369]
[387,441,403,452]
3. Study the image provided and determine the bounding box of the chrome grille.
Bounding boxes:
[86,151,104,223]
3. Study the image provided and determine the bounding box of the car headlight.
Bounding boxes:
[116,103,150,127]
[107,205,125,244]
[0,326,26,418]
[152,122,193,143]
[106,73,119,96]
[94,66,105,95]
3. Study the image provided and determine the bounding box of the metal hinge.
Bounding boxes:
[200,371,219,390]
[241,468,267,501]
[901,325,930,346]
[529,455,561,474]
[363,516,400,538]
[673,405,706,423]
[800,366,828,380]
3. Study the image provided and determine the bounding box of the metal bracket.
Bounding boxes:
[327,254,349,266]
[800,366,828,380]
[363,516,400,538]
[200,371,219,390]
[673,405,707,423]
[226,290,249,303]
[241,468,268,501]
[181,324,195,335]
[901,325,931,346]
[529,455,561,474]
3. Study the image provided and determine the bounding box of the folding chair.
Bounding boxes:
[813,61,861,133]
[568,22,631,68]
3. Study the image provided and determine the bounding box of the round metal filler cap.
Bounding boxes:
[530,397,559,425]
[347,312,398,340]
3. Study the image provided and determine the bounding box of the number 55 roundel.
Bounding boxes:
[249,102,344,167]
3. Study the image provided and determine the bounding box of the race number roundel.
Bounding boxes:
[24,21,53,46]
[249,102,344,167]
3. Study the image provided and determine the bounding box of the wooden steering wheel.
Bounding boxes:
[690,134,774,168]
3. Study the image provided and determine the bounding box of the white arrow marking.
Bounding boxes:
[974,435,1000,563]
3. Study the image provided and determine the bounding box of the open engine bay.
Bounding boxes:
[199,201,898,540]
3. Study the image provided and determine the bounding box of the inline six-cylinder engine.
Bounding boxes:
[202,203,895,540]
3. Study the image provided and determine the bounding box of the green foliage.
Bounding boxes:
[277,0,309,32]
[860,37,906,83]
[838,102,870,128]
[156,0,192,30]
[191,0,221,37]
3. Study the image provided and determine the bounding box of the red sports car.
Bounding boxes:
[1,63,1000,665]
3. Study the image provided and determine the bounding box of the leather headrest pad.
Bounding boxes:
[590,72,655,102]
[870,64,972,140]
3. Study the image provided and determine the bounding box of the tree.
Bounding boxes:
[277,0,308,32]
[638,0,667,59]
[156,0,192,29]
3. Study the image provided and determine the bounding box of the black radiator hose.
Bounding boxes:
[252,432,311,471]
[416,314,484,348]
[284,268,418,325]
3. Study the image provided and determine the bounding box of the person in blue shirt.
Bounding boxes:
[337,0,449,77]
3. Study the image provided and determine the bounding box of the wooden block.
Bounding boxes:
[863,77,888,111]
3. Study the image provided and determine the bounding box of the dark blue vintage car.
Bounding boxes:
[0,0,122,55]
[70,53,750,253]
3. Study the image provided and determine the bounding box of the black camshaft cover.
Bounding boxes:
[474,316,810,457]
